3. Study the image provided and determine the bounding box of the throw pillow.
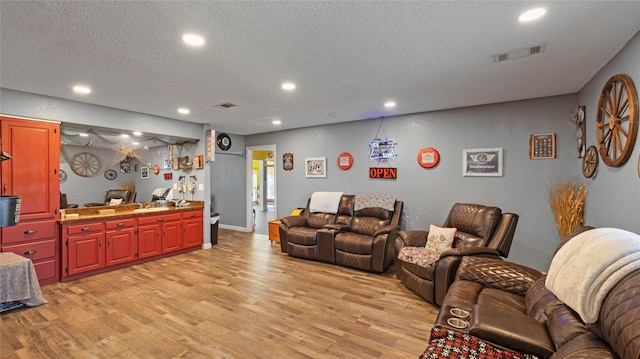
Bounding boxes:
[425,224,456,253]
[109,198,124,206]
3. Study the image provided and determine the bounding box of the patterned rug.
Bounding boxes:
[420,327,540,359]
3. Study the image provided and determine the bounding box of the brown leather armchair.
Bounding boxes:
[332,200,403,273]
[394,203,518,305]
[84,189,136,207]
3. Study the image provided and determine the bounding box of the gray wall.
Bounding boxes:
[576,32,640,233]
[247,95,578,271]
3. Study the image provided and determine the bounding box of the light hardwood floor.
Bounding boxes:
[1,229,438,358]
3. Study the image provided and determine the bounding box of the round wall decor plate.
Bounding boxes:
[337,152,353,170]
[417,147,440,168]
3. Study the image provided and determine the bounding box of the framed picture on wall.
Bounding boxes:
[463,148,503,176]
[305,157,326,178]
[141,166,150,179]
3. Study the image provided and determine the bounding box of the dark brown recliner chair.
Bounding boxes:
[433,227,640,359]
[84,189,136,207]
[60,193,78,209]
[331,199,403,273]
[394,203,518,305]
[279,195,354,260]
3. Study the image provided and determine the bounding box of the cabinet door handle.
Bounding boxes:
[99,240,102,247]
[157,217,164,222]
[108,238,111,246]
[2,183,6,195]
[157,230,160,236]
[81,227,91,231]
[117,222,125,227]
[190,213,196,217]
[24,250,36,256]
[24,230,37,234]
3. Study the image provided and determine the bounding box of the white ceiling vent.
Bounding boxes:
[493,43,545,63]
[213,102,237,109]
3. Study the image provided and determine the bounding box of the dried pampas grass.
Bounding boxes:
[549,181,587,240]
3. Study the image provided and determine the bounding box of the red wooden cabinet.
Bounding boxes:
[1,116,60,285]
[182,210,203,248]
[160,214,182,253]
[105,219,136,266]
[65,224,105,276]
[137,222,162,259]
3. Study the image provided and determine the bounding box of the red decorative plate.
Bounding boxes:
[417,147,440,169]
[337,152,353,170]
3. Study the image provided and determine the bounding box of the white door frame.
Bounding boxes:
[246,144,276,232]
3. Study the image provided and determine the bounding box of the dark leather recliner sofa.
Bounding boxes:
[433,226,640,359]
[279,194,403,273]
[394,203,519,306]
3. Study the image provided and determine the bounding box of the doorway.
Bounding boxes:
[246,145,276,234]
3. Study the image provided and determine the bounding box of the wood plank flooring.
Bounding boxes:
[1,229,439,358]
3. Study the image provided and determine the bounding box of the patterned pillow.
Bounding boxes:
[425,224,456,253]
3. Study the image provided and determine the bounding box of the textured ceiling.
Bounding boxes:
[1,1,639,135]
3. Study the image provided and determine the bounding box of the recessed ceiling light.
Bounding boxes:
[384,101,396,108]
[79,133,89,137]
[272,119,282,125]
[72,85,91,94]
[282,82,296,91]
[132,142,139,146]
[121,134,129,138]
[519,8,546,22]
[178,108,190,114]
[182,33,205,47]
[133,131,142,136]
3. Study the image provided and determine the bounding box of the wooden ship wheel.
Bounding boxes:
[70,152,101,177]
[596,74,638,167]
[582,145,598,178]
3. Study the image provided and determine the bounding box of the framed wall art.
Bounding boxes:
[463,148,503,176]
[305,157,326,178]
[283,153,293,171]
[530,133,556,159]
[141,166,150,179]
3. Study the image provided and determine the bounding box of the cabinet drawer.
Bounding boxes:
[105,218,136,230]
[1,220,57,244]
[66,222,103,235]
[137,213,181,225]
[33,259,57,282]
[2,239,56,261]
[182,211,203,220]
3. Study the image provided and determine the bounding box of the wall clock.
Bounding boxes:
[104,169,117,180]
[70,152,101,177]
[60,170,67,183]
[582,146,598,179]
[217,133,232,151]
[596,74,638,167]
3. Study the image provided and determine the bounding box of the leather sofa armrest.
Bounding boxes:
[440,247,502,258]
[280,215,307,228]
[398,230,429,247]
[457,256,544,296]
[549,333,615,359]
[374,224,398,237]
[469,305,555,358]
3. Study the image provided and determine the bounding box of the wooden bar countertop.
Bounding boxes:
[59,200,205,224]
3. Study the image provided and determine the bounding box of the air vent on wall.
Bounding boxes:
[213,102,237,109]
[493,43,545,63]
